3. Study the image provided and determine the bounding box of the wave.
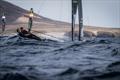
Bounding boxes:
[0,36,120,80]
[0,35,58,46]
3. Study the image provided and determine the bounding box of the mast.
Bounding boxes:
[78,0,83,41]
[71,0,78,41]
[72,0,74,41]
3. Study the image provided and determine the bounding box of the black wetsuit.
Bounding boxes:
[18,30,41,40]
[2,19,6,32]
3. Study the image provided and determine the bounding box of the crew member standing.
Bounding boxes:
[1,13,6,33]
[28,8,34,32]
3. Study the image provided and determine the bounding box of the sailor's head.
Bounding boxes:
[30,8,33,11]
[20,27,23,30]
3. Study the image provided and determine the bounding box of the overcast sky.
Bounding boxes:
[5,0,120,28]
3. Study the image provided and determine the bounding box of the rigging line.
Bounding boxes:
[59,0,63,21]
[39,0,47,14]
[68,0,71,23]
[55,0,63,27]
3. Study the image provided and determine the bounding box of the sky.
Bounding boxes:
[5,0,120,28]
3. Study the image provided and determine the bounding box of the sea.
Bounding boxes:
[0,35,120,80]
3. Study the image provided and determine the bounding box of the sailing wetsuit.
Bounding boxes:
[1,16,6,32]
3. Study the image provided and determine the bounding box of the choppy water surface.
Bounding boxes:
[0,36,120,80]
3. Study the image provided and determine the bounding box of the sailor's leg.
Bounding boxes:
[2,24,3,33]
[3,23,5,32]
[32,34,41,40]
[28,18,32,32]
[30,19,32,32]
[28,19,30,32]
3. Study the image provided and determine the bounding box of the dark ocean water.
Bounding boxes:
[0,35,120,80]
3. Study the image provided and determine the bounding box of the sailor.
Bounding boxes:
[17,27,41,40]
[28,8,34,32]
[18,27,30,37]
[1,13,6,33]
